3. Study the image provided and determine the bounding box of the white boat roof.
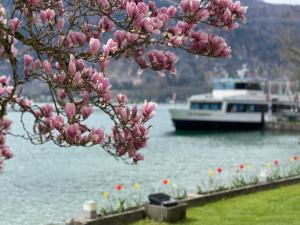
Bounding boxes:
[189,92,293,104]
[190,91,265,101]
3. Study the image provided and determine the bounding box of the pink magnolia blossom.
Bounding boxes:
[51,115,64,130]
[40,9,55,24]
[68,60,77,76]
[41,104,54,117]
[8,18,20,33]
[90,129,105,144]
[54,72,67,84]
[57,90,67,99]
[32,59,42,70]
[89,38,101,55]
[97,0,110,9]
[2,146,13,159]
[99,16,115,32]
[24,55,33,67]
[73,72,84,86]
[80,106,94,119]
[75,59,85,71]
[28,0,41,7]
[126,2,138,20]
[168,6,177,17]
[65,103,76,119]
[0,144,10,164]
[103,39,118,57]
[16,97,33,108]
[81,91,90,103]
[133,153,144,162]
[116,107,129,122]
[57,18,65,32]
[34,110,42,118]
[117,94,128,104]
[0,118,12,130]
[0,76,8,85]
[43,60,52,75]
[99,57,110,69]
[5,86,13,95]
[68,32,86,46]
[0,87,5,95]
[142,101,156,120]
[147,50,177,74]
[64,123,81,143]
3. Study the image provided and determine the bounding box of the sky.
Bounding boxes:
[264,0,300,5]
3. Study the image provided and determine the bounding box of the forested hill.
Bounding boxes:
[2,0,300,102]
[107,0,300,102]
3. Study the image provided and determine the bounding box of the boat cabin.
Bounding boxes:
[213,80,262,91]
[190,101,268,113]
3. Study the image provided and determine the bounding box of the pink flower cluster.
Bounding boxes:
[0,0,247,171]
[8,18,20,33]
[207,0,248,29]
[0,117,13,172]
[67,32,87,47]
[180,0,210,22]
[0,6,18,59]
[190,31,231,57]
[113,101,156,163]
[180,0,247,29]
[147,50,177,76]
[40,9,55,24]
[0,75,13,96]
[19,50,155,162]
[125,1,182,36]
[28,103,102,146]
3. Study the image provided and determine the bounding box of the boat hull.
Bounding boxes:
[172,119,263,130]
[169,108,264,131]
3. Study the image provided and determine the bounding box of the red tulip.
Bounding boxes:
[163,179,170,185]
[116,184,123,191]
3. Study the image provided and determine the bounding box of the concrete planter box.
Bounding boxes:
[145,203,187,222]
[69,208,145,225]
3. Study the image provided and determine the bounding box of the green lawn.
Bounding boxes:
[132,184,300,225]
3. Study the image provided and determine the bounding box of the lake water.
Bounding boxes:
[0,104,299,225]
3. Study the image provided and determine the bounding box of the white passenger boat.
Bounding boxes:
[169,79,299,130]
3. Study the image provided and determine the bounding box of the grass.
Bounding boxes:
[131,183,300,225]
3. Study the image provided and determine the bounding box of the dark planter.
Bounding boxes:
[145,202,187,222]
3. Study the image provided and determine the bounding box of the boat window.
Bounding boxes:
[235,83,247,90]
[235,83,262,90]
[213,82,235,90]
[191,103,199,110]
[272,104,292,112]
[190,102,222,111]
[213,81,262,91]
[210,103,221,110]
[227,104,268,113]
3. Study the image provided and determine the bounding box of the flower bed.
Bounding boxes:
[96,155,300,215]
[69,155,300,225]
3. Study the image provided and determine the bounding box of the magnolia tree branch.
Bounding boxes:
[0,0,247,172]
